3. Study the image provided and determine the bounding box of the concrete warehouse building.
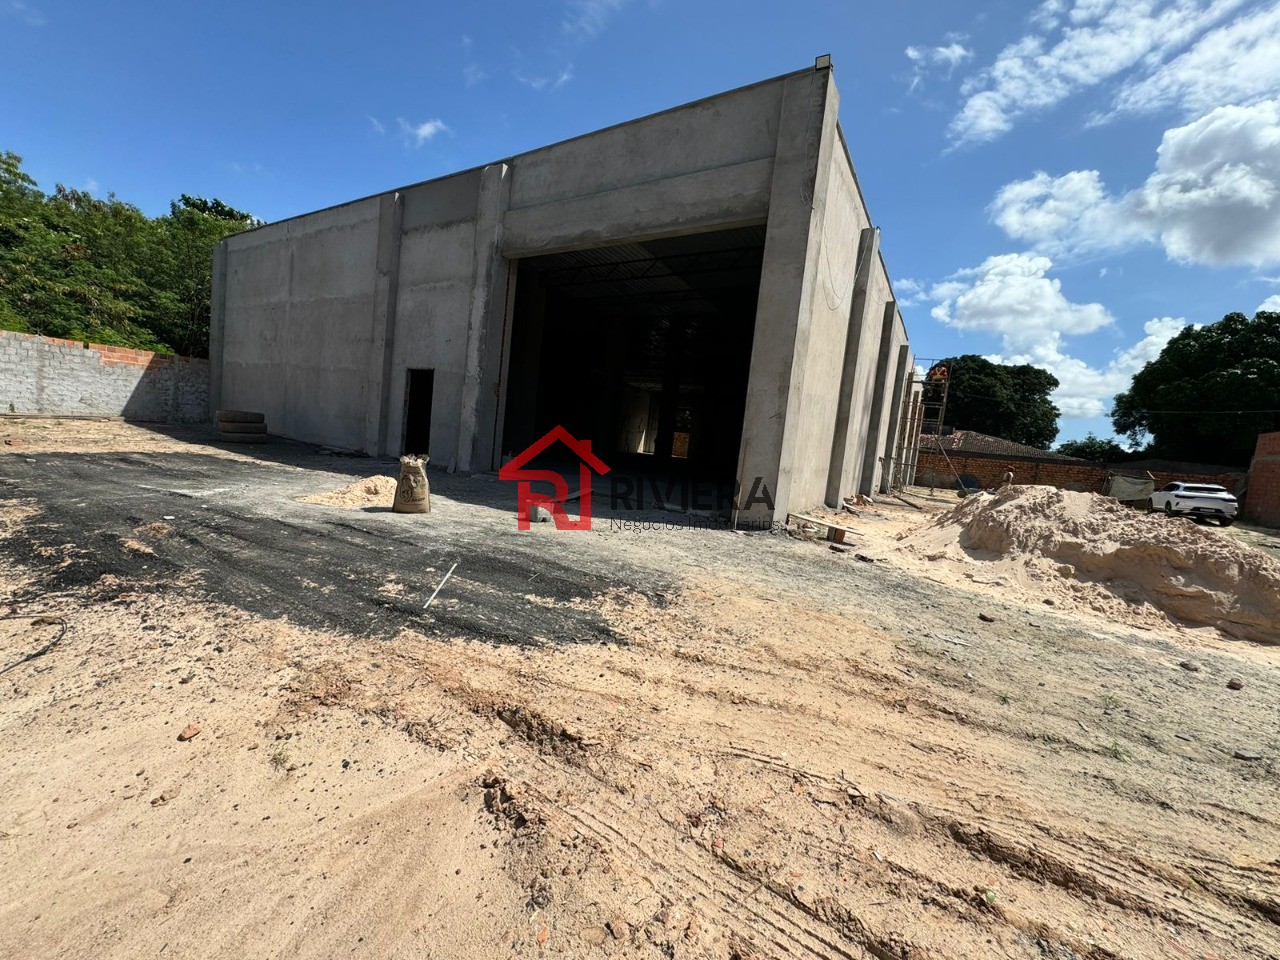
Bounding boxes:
[210,57,919,524]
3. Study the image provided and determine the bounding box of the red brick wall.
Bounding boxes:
[916,451,1107,492]
[916,449,1246,497]
[1244,432,1280,528]
[2,331,186,368]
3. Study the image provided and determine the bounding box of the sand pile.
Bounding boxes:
[899,485,1280,644]
[299,475,398,508]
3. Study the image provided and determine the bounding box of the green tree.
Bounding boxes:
[0,152,256,356]
[1056,432,1128,462]
[934,354,1061,449]
[1111,310,1280,466]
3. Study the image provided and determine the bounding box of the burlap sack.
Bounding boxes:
[393,456,430,514]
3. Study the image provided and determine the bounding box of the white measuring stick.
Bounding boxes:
[424,562,458,610]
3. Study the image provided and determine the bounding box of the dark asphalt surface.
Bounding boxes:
[0,447,660,645]
[1,437,1164,659]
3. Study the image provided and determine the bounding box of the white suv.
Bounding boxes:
[1149,482,1238,527]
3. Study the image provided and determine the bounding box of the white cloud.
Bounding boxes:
[515,64,574,92]
[463,63,487,88]
[1030,0,1070,31]
[1260,294,1280,312]
[368,116,385,135]
[928,253,1187,417]
[1134,99,1280,265]
[894,277,928,306]
[949,0,1246,146]
[992,98,1280,267]
[930,253,1114,352]
[562,0,627,38]
[905,41,973,91]
[5,1,45,26]
[990,169,1145,257]
[396,118,449,147]
[1110,2,1280,117]
[83,178,99,193]
[998,316,1190,417]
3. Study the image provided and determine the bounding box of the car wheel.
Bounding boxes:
[1218,517,1235,528]
[1163,501,1173,516]
[1142,498,1154,512]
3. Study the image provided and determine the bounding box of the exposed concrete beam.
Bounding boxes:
[824,226,878,506]
[502,160,772,259]
[366,192,404,456]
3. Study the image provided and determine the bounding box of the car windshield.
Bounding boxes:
[1182,485,1228,494]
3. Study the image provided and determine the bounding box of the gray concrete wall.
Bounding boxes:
[221,198,381,450]
[0,331,208,421]
[383,174,482,465]
[215,61,916,523]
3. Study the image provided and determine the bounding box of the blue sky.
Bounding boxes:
[4,0,1279,444]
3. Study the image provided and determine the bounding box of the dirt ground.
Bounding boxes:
[2,419,1279,960]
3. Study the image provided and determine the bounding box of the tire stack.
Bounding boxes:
[216,409,269,444]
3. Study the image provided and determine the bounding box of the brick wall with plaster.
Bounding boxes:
[0,330,209,422]
[1244,432,1280,528]
[915,449,1246,498]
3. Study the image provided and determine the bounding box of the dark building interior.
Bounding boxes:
[501,225,766,506]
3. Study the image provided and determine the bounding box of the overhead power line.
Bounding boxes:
[1121,408,1280,415]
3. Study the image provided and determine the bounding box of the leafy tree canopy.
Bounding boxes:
[1055,432,1129,462]
[1111,310,1280,467]
[0,150,258,356]
[935,354,1061,449]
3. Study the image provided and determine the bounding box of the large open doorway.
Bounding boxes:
[402,368,434,457]
[499,225,765,514]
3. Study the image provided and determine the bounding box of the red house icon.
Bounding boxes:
[498,425,611,530]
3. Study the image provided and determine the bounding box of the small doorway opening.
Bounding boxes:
[402,368,434,457]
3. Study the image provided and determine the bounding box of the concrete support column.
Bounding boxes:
[905,387,924,486]
[824,226,878,506]
[363,192,404,456]
[736,63,839,525]
[858,300,898,495]
[878,344,912,493]
[655,322,685,462]
[459,163,513,472]
[208,240,228,421]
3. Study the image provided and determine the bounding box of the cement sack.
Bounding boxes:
[394,456,430,514]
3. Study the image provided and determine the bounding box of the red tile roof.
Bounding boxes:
[923,430,1087,462]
